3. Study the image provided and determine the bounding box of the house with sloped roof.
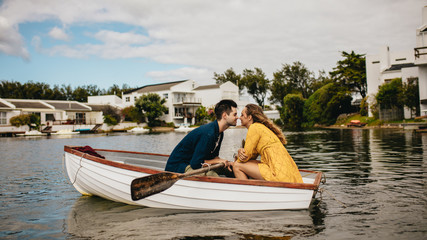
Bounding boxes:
[0,98,105,133]
[121,79,241,125]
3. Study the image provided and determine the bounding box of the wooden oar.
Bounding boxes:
[131,162,225,201]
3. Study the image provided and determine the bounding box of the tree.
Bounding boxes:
[403,77,420,118]
[304,83,353,126]
[135,93,168,127]
[102,105,121,126]
[9,113,41,130]
[270,62,315,107]
[122,106,145,123]
[376,78,404,110]
[240,67,269,109]
[61,84,74,100]
[195,106,209,125]
[213,68,243,92]
[72,86,90,102]
[281,94,305,129]
[330,51,367,98]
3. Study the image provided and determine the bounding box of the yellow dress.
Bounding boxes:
[238,123,303,183]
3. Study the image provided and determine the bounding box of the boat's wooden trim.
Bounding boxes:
[64,145,321,190]
[64,145,163,175]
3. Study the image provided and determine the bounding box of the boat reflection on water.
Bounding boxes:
[67,196,325,239]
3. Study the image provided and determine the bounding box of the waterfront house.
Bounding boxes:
[366,6,427,119]
[0,98,105,134]
[414,6,427,117]
[121,80,241,126]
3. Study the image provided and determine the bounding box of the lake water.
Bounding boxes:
[0,128,426,239]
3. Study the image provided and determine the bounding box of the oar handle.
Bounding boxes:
[181,162,226,178]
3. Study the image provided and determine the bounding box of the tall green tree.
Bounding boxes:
[135,93,168,127]
[281,94,305,129]
[269,62,315,106]
[61,84,74,100]
[330,51,367,98]
[213,68,243,92]
[403,77,420,117]
[195,106,209,125]
[107,84,132,97]
[240,67,269,109]
[376,78,404,110]
[304,83,353,126]
[72,86,90,102]
[122,106,145,123]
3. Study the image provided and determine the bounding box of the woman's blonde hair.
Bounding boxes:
[245,104,287,145]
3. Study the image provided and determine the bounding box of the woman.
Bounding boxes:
[233,104,303,183]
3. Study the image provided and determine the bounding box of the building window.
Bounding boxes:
[395,58,406,61]
[46,114,55,121]
[126,97,130,102]
[0,112,6,125]
[134,96,137,101]
[372,61,380,64]
[163,93,168,99]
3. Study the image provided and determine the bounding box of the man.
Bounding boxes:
[165,99,238,176]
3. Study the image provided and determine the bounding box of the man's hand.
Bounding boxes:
[205,158,233,172]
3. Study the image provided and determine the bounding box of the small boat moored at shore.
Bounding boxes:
[64,145,323,211]
[127,127,149,133]
[174,125,197,133]
[16,130,47,136]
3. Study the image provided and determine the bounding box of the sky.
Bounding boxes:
[0,0,425,90]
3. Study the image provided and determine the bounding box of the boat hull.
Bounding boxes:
[64,146,322,211]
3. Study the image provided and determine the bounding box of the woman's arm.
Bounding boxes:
[238,124,261,162]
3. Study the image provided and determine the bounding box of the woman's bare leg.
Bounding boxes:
[233,160,263,180]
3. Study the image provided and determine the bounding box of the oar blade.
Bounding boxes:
[131,172,180,201]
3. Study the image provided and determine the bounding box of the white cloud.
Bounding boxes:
[0,16,29,60]
[0,0,425,78]
[147,67,212,84]
[48,27,70,41]
[92,30,150,45]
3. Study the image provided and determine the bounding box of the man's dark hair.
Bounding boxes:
[214,99,237,120]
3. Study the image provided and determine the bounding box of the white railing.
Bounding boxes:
[173,97,201,104]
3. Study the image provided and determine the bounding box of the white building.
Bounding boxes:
[415,6,427,116]
[0,98,105,133]
[366,46,417,118]
[366,6,427,118]
[121,79,241,125]
[88,95,122,108]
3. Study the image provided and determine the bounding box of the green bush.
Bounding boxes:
[281,94,305,129]
[103,114,118,126]
[102,105,121,126]
[195,106,209,125]
[122,106,145,123]
[10,113,40,129]
[376,78,403,109]
[10,114,31,127]
[304,83,353,126]
[360,97,368,116]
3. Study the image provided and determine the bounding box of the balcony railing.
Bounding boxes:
[415,46,427,59]
[173,97,202,105]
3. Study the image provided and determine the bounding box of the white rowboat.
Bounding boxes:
[64,145,323,211]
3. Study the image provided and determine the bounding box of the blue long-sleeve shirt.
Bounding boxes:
[165,120,223,173]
